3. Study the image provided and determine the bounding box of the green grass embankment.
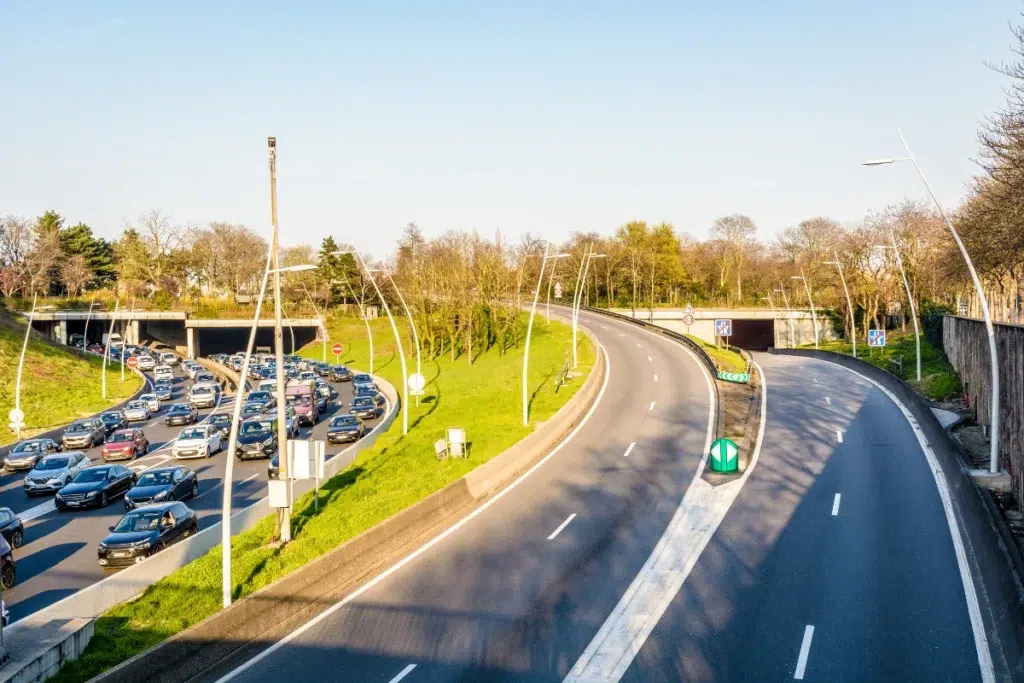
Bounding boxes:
[684,334,747,374]
[801,330,962,401]
[52,315,594,682]
[0,314,141,447]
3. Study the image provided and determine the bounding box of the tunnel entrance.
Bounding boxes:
[730,319,775,351]
[194,326,318,357]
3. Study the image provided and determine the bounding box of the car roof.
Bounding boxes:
[124,501,179,513]
[141,466,182,475]
[111,428,137,436]
[169,403,191,410]
[81,464,113,472]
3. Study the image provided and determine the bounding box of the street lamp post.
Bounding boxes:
[864,129,1001,472]
[792,269,819,349]
[333,250,409,435]
[523,243,551,426]
[824,249,857,359]
[573,250,606,368]
[774,285,794,348]
[221,245,274,608]
[873,238,921,381]
[299,283,327,363]
[102,300,120,400]
[379,268,421,406]
[13,294,38,441]
[545,255,569,323]
[337,271,374,374]
[82,300,100,349]
[120,298,136,382]
[268,136,291,543]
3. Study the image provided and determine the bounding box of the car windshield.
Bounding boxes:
[180,428,206,440]
[333,366,347,372]
[109,432,134,443]
[114,511,161,532]
[102,413,120,422]
[73,468,110,483]
[240,421,271,436]
[331,416,358,427]
[249,392,270,402]
[37,457,69,471]
[210,415,230,424]
[67,421,91,433]
[286,395,312,406]
[13,441,42,453]
[127,402,146,410]
[141,394,156,401]
[192,387,211,395]
[169,404,189,413]
[137,471,173,486]
[353,397,374,407]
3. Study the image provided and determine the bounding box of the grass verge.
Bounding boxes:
[684,334,747,374]
[800,330,962,401]
[0,313,141,447]
[51,315,594,682]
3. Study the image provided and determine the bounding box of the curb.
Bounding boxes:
[771,348,1024,680]
[86,325,607,683]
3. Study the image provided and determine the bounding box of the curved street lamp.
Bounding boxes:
[101,300,120,400]
[873,238,921,381]
[573,248,606,368]
[773,285,794,348]
[791,269,819,349]
[523,243,569,425]
[823,250,856,359]
[12,294,38,440]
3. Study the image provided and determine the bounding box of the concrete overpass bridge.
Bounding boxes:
[28,310,324,358]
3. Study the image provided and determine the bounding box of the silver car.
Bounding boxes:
[62,418,106,450]
[139,394,160,413]
[24,451,90,496]
[124,400,151,422]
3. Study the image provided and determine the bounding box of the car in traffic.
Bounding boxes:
[235,416,277,460]
[124,400,152,422]
[62,417,107,450]
[139,393,161,413]
[354,384,386,407]
[172,425,222,459]
[55,464,136,510]
[100,410,129,434]
[124,466,198,510]
[4,438,61,472]
[314,362,332,377]
[154,365,174,382]
[330,365,353,382]
[195,371,217,384]
[189,383,218,409]
[0,535,15,589]
[182,361,200,380]
[165,403,199,427]
[151,383,173,402]
[245,390,276,411]
[135,355,156,371]
[349,396,383,420]
[240,401,264,419]
[0,508,25,549]
[159,352,178,366]
[98,502,198,568]
[326,414,366,444]
[298,370,317,383]
[101,428,149,461]
[207,413,233,438]
[24,451,90,496]
[351,373,374,386]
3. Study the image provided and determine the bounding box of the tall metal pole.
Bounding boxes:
[120,298,135,382]
[13,294,38,441]
[774,285,793,348]
[826,250,857,359]
[545,258,560,323]
[339,271,374,374]
[222,244,273,607]
[571,245,591,369]
[522,243,549,426]
[886,232,921,381]
[102,300,120,400]
[794,269,819,349]
[383,269,421,406]
[300,283,327,363]
[268,136,291,543]
[83,299,98,349]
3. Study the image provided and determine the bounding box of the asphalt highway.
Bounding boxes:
[204,308,717,683]
[3,358,382,624]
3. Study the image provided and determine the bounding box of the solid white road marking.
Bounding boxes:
[213,343,613,683]
[794,625,815,679]
[388,664,417,683]
[653,374,658,383]
[636,343,642,347]
[831,494,841,516]
[547,513,577,540]
[564,359,756,683]
[647,355,652,362]
[618,332,624,337]
[812,377,818,383]
[623,442,636,458]
[826,396,831,405]
[648,401,655,411]
[836,430,843,443]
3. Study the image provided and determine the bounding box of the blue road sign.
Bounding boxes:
[868,329,886,347]
[715,319,732,337]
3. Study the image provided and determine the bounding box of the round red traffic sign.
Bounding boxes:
[126,356,139,369]
[683,314,695,326]
[332,343,343,355]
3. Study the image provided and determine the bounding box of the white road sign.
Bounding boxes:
[408,372,426,393]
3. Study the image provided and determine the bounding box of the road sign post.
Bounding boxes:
[126,356,138,370]
[332,343,343,364]
[408,371,425,407]
[868,329,886,347]
[715,319,732,348]
[7,409,24,439]
[683,313,695,334]
[709,438,739,473]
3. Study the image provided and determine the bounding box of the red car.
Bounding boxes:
[101,428,150,462]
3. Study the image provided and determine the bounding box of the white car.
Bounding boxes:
[123,400,151,422]
[188,383,218,409]
[299,371,317,382]
[159,352,179,366]
[135,355,155,371]
[182,362,200,380]
[139,394,160,413]
[173,424,222,459]
[154,365,174,381]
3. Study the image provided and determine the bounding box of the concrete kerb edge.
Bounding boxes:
[770,347,1024,679]
[85,327,605,683]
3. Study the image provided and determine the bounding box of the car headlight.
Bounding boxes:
[152,491,169,501]
[49,476,64,484]
[133,540,151,550]
[263,438,274,447]
[55,493,63,502]
[86,491,100,498]
[98,543,107,551]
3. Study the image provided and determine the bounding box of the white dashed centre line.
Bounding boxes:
[794,625,815,679]
[826,396,831,405]
[647,355,652,362]
[636,343,642,348]
[836,430,843,443]
[547,513,577,540]
[623,442,636,457]
[653,374,658,383]
[648,401,656,412]
[388,664,417,683]
[832,494,841,516]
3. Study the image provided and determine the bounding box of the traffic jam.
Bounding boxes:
[0,340,384,610]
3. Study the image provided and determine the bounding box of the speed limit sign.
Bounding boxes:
[682,314,695,326]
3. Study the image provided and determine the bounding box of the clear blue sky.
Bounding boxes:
[1,0,1019,257]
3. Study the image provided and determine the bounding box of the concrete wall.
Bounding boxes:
[610,308,834,348]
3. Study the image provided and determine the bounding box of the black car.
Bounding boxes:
[330,365,353,382]
[125,466,198,510]
[100,411,128,434]
[235,417,277,460]
[55,464,136,510]
[98,502,198,568]
[354,385,386,407]
[165,403,199,427]
[245,391,275,411]
[240,402,264,419]
[207,413,233,438]
[314,362,332,377]
[327,414,366,444]
[352,373,374,386]
[4,438,61,472]
[350,396,383,420]
[0,536,14,589]
[0,508,24,548]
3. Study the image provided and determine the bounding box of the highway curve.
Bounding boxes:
[201,308,717,683]
[2,359,384,623]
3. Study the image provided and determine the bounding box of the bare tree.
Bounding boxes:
[61,255,92,298]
